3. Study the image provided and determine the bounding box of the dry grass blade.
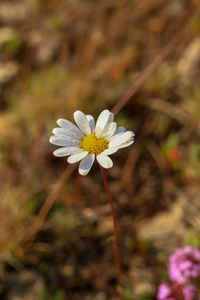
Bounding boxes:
[23,164,77,245]
[145,139,166,172]
[111,10,199,116]
[145,98,187,125]
[121,145,140,192]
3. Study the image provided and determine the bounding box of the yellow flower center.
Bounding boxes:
[81,134,108,155]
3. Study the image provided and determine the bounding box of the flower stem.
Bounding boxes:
[98,164,122,286]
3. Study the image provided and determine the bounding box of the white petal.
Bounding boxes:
[118,140,134,149]
[49,135,80,147]
[107,126,126,141]
[74,111,91,135]
[52,127,67,135]
[53,147,83,157]
[103,147,119,155]
[96,110,110,128]
[109,126,126,141]
[52,127,83,140]
[86,115,95,133]
[95,127,104,139]
[95,110,111,136]
[95,112,114,138]
[79,154,95,176]
[96,153,113,169]
[56,119,84,138]
[109,131,135,148]
[67,151,88,164]
[103,122,117,139]
[103,112,114,130]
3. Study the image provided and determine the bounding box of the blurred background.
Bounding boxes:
[0,0,200,299]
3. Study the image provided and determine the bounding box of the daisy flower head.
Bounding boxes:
[49,109,135,176]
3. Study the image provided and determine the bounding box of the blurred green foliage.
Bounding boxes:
[2,32,23,55]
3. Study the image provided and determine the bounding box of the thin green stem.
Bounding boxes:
[99,164,122,286]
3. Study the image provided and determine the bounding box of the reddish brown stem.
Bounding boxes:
[98,164,122,286]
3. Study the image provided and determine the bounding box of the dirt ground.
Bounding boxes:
[0,0,200,299]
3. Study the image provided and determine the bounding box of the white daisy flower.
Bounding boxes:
[49,110,135,176]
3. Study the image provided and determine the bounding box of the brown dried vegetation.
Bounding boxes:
[0,0,200,299]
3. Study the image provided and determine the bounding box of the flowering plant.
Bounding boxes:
[157,246,200,300]
[50,109,134,175]
[50,109,135,291]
